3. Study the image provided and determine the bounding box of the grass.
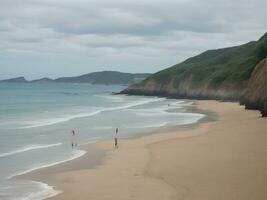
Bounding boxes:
[137,33,267,94]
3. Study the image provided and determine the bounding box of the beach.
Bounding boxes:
[22,100,267,200]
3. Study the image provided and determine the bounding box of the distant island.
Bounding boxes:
[120,33,267,117]
[0,71,151,85]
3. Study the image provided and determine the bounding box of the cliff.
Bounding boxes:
[121,33,267,101]
[241,58,267,117]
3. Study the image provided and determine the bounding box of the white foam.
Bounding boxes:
[7,149,86,179]
[16,181,61,200]
[127,107,167,114]
[94,94,125,102]
[102,97,165,112]
[19,109,103,129]
[91,126,113,130]
[129,106,203,117]
[80,137,102,145]
[124,122,168,129]
[175,113,205,125]
[126,101,186,116]
[0,143,62,158]
[172,101,194,107]
[19,97,165,129]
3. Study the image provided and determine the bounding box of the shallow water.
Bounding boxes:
[0,82,204,200]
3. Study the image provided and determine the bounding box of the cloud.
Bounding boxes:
[0,0,266,79]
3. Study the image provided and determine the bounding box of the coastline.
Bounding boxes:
[21,100,267,199]
[17,100,206,194]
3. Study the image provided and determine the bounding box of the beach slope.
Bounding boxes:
[48,101,267,200]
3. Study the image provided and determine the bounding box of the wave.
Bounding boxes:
[0,180,61,200]
[20,181,61,200]
[125,113,204,129]
[19,97,165,129]
[91,126,114,130]
[124,122,168,129]
[94,94,125,102]
[7,149,86,179]
[171,101,194,107]
[80,137,102,145]
[174,113,205,125]
[61,92,85,96]
[22,181,62,200]
[0,143,62,158]
[129,107,203,117]
[19,110,103,128]
[103,97,165,111]
[127,107,167,114]
[125,101,188,116]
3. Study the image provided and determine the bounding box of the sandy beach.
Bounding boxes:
[22,100,267,200]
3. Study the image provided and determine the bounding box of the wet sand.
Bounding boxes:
[22,100,267,200]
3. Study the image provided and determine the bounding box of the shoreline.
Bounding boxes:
[17,100,207,191]
[20,100,267,199]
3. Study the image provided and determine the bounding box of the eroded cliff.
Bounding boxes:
[241,58,267,116]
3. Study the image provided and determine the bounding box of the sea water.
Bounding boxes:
[0,82,204,200]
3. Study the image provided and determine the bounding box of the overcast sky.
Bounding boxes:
[0,0,266,80]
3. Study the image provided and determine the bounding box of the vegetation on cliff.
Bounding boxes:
[54,71,150,85]
[122,33,267,100]
[0,77,28,83]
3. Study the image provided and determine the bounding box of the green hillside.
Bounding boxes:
[1,71,150,85]
[122,33,267,100]
[0,77,28,83]
[55,71,150,85]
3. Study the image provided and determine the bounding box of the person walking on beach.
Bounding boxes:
[71,130,77,148]
[114,128,118,148]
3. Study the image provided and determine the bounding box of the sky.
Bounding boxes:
[0,0,266,80]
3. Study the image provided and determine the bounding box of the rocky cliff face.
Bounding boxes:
[121,33,267,101]
[241,58,267,117]
[120,33,267,116]
[122,78,241,100]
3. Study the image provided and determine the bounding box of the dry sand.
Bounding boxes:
[31,100,267,200]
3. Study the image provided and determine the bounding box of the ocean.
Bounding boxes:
[0,82,204,200]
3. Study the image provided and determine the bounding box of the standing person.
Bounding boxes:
[71,130,76,148]
[114,128,118,148]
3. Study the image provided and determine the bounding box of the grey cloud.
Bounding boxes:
[0,0,266,79]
